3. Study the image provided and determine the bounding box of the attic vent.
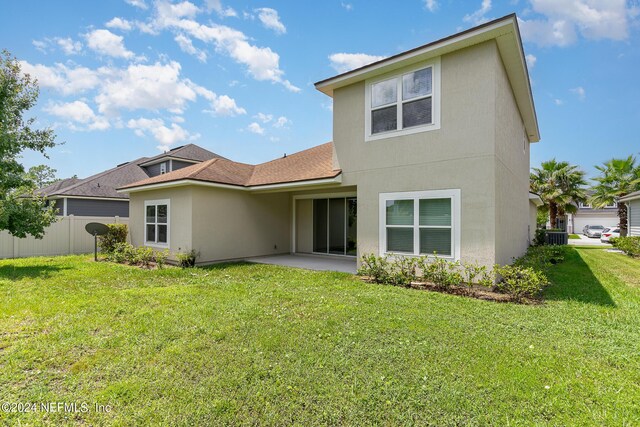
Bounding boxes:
[117,162,129,167]
[169,145,185,151]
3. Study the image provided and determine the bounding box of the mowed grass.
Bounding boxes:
[0,248,639,426]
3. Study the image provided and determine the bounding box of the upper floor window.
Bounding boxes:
[160,162,167,174]
[365,60,440,142]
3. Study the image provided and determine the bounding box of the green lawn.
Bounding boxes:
[568,234,581,239]
[1,248,639,425]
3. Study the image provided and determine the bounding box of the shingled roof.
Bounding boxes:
[120,142,341,190]
[39,144,223,199]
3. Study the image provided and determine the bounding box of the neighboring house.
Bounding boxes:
[566,198,619,234]
[39,144,223,217]
[619,190,640,236]
[119,14,540,269]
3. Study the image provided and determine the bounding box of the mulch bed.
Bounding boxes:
[360,277,541,305]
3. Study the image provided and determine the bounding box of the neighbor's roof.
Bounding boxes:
[138,143,226,166]
[39,143,223,199]
[619,190,640,202]
[120,142,340,191]
[314,14,540,143]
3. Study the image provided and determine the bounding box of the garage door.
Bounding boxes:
[572,214,619,234]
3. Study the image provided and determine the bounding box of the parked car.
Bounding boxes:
[600,227,620,243]
[584,225,605,238]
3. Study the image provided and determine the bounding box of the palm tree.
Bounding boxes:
[590,156,640,236]
[530,159,588,229]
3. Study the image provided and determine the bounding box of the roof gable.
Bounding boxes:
[314,14,539,142]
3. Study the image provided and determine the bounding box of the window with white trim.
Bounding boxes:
[160,162,167,174]
[145,200,169,246]
[366,61,440,141]
[379,190,460,259]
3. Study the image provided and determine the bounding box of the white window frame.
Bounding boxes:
[160,162,167,174]
[379,189,460,260]
[365,58,441,142]
[144,199,170,248]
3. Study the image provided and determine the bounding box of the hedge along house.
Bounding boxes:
[119,14,540,269]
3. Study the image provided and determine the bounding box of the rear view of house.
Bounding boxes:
[120,14,540,270]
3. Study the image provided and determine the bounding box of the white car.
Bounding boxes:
[600,227,620,243]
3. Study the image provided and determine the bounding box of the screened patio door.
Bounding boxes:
[313,198,357,256]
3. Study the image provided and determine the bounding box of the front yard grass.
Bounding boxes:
[1,247,639,425]
[568,234,581,239]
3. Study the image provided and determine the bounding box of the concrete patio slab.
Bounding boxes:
[246,254,357,274]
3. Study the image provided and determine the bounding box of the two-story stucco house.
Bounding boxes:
[119,14,540,269]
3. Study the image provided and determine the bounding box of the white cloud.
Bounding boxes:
[19,61,101,95]
[463,0,492,25]
[95,61,197,115]
[519,0,631,47]
[570,86,586,100]
[255,112,273,123]
[127,117,199,151]
[247,122,265,135]
[273,116,291,128]
[85,29,137,59]
[56,38,82,55]
[174,33,207,62]
[525,53,537,69]
[125,0,147,9]
[554,98,564,105]
[32,40,48,53]
[45,101,110,131]
[341,2,353,11]
[255,8,286,34]
[150,1,300,92]
[328,53,386,73]
[424,0,438,12]
[204,0,237,17]
[106,17,133,31]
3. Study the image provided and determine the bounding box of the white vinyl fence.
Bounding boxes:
[0,215,128,259]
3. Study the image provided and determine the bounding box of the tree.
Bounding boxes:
[0,49,58,238]
[590,156,640,237]
[530,159,587,229]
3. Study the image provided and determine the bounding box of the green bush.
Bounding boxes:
[176,249,199,268]
[514,245,566,272]
[533,229,546,246]
[386,256,418,286]
[611,236,640,257]
[98,224,128,253]
[494,265,548,300]
[155,249,170,269]
[358,253,391,283]
[419,257,463,289]
[105,242,169,268]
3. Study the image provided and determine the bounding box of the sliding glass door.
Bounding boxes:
[313,197,357,256]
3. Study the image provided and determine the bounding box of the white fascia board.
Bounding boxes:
[529,193,544,207]
[118,175,343,194]
[138,156,200,167]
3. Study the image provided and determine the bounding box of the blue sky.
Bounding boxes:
[2,0,639,180]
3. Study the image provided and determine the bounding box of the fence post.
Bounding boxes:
[69,215,75,254]
[115,216,120,224]
[12,234,16,258]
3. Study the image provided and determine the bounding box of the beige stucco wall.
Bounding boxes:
[493,48,531,265]
[296,199,313,253]
[332,40,504,268]
[529,201,538,244]
[129,187,194,261]
[190,187,291,263]
[130,186,290,264]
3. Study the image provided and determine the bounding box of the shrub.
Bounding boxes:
[176,249,199,268]
[612,236,640,257]
[514,245,566,272]
[533,229,547,246]
[358,253,391,283]
[463,262,487,288]
[98,224,128,253]
[419,256,463,289]
[386,256,418,287]
[494,265,548,300]
[155,249,170,269]
[136,246,155,268]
